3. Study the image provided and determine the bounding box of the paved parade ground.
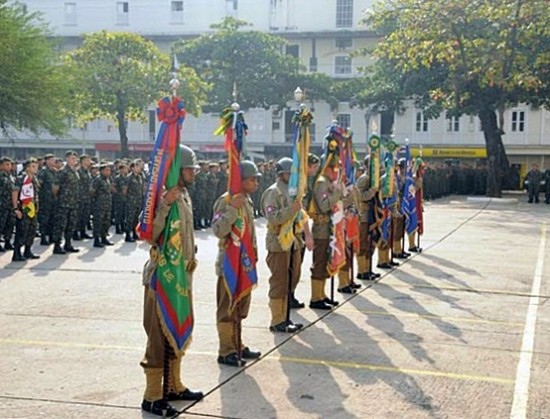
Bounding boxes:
[0,195,548,419]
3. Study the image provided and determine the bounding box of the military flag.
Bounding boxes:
[143,96,193,356]
[278,105,312,251]
[214,106,258,312]
[402,144,418,235]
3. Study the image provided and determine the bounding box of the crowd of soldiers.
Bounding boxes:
[0,151,146,262]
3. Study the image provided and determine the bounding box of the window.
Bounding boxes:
[416,112,428,132]
[64,2,77,25]
[226,0,238,13]
[335,37,352,50]
[171,1,183,24]
[511,110,525,132]
[447,116,460,132]
[337,114,351,129]
[309,57,318,72]
[116,2,129,25]
[336,0,353,28]
[286,45,299,59]
[335,56,352,75]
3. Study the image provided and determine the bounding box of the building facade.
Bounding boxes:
[3,0,549,174]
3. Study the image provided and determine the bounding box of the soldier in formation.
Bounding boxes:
[91,163,114,248]
[75,154,93,241]
[261,157,306,333]
[37,154,58,245]
[52,151,80,255]
[212,161,262,367]
[125,160,144,242]
[140,145,203,417]
[11,158,40,262]
[0,157,14,253]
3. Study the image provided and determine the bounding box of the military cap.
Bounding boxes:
[43,153,55,160]
[99,162,111,170]
[118,161,128,169]
[24,157,37,168]
[218,159,227,165]
[79,154,90,161]
[1,156,14,163]
[308,153,320,165]
[209,162,219,168]
[65,150,78,157]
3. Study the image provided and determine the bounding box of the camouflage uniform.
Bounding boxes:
[0,168,14,251]
[125,172,143,240]
[215,168,228,200]
[204,169,219,227]
[113,173,129,233]
[77,166,93,238]
[2,170,16,247]
[192,168,208,229]
[52,165,80,249]
[91,171,112,241]
[37,166,57,243]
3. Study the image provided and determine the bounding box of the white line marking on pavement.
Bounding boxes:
[510,223,547,419]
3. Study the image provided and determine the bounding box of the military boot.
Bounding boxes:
[64,240,80,253]
[53,243,66,255]
[4,241,14,251]
[12,247,25,262]
[23,246,40,259]
[40,236,50,246]
[125,232,135,242]
[115,224,123,234]
[72,231,81,241]
[101,237,114,246]
[93,237,104,248]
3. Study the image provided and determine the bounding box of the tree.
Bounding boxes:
[0,0,69,136]
[173,17,305,112]
[65,31,209,156]
[363,0,550,196]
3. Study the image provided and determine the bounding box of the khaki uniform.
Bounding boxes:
[261,179,304,326]
[140,187,196,402]
[408,176,423,249]
[309,174,344,302]
[212,192,257,357]
[356,173,377,273]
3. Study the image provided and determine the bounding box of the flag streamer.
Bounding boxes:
[141,96,192,356]
[214,107,258,312]
[278,106,313,251]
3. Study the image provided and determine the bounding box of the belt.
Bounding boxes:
[312,214,330,224]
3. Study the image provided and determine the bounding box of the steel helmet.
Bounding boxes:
[275,157,293,174]
[240,160,261,178]
[180,145,199,169]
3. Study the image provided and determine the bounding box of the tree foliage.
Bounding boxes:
[0,0,69,136]
[173,17,308,112]
[65,31,209,156]
[361,0,550,196]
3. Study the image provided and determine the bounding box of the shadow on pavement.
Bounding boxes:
[372,277,468,344]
